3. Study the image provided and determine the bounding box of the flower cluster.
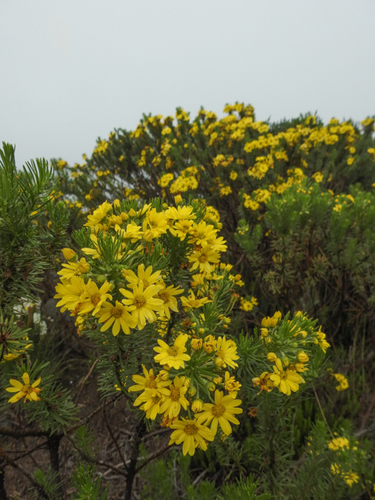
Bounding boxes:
[252,311,330,396]
[54,198,243,455]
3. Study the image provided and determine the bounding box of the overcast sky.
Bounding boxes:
[1,1,374,168]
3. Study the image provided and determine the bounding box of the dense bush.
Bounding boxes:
[0,103,374,499]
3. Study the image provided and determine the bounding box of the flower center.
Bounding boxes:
[141,279,149,288]
[198,254,207,263]
[185,424,198,435]
[211,403,225,418]
[145,376,157,389]
[111,307,122,318]
[134,296,146,309]
[158,292,169,304]
[22,384,30,393]
[167,346,179,357]
[91,294,101,306]
[170,387,180,401]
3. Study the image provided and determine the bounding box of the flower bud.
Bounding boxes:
[188,385,197,396]
[297,351,309,363]
[267,352,277,363]
[174,194,183,204]
[207,382,216,392]
[191,399,204,413]
[191,338,203,350]
[61,248,77,261]
[282,357,290,367]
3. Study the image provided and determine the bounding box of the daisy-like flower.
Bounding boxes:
[169,418,214,456]
[164,205,196,222]
[154,333,191,369]
[120,283,163,330]
[188,246,221,273]
[128,365,171,393]
[197,390,243,436]
[78,279,112,316]
[54,275,86,313]
[215,336,239,369]
[143,208,169,238]
[180,291,212,310]
[269,359,305,396]
[6,373,42,403]
[97,301,136,336]
[57,258,90,281]
[134,387,169,420]
[84,200,112,229]
[189,221,217,247]
[160,376,189,418]
[169,219,194,240]
[157,284,183,319]
[123,264,161,290]
[115,222,143,243]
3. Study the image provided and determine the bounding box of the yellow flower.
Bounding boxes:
[6,373,42,403]
[252,372,274,394]
[261,311,282,327]
[180,291,212,310]
[123,264,161,290]
[315,327,330,352]
[197,390,243,436]
[97,301,136,336]
[128,365,171,393]
[120,283,164,329]
[154,333,191,369]
[57,258,90,281]
[215,336,239,369]
[160,376,189,418]
[169,418,214,456]
[203,334,217,354]
[134,387,168,420]
[332,373,349,391]
[269,359,305,396]
[191,399,204,413]
[328,437,349,451]
[224,371,241,398]
[297,351,309,363]
[267,352,277,363]
[143,208,169,238]
[157,284,183,319]
[84,200,112,229]
[61,248,77,261]
[54,276,86,313]
[188,246,221,273]
[78,279,112,316]
[191,338,203,350]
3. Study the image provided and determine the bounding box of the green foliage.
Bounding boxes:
[217,476,272,500]
[71,464,109,500]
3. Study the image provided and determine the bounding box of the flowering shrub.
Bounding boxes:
[1,102,375,498]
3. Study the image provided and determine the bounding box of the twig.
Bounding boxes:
[313,387,334,438]
[65,435,127,478]
[67,395,121,433]
[73,359,99,403]
[135,443,175,473]
[103,404,128,471]
[0,444,52,500]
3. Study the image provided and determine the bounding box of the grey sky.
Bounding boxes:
[1,1,374,168]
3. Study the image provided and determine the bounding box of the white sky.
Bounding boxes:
[1,1,374,168]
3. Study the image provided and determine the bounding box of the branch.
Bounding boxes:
[0,444,52,500]
[135,443,175,473]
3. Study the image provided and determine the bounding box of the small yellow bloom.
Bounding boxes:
[6,373,42,403]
